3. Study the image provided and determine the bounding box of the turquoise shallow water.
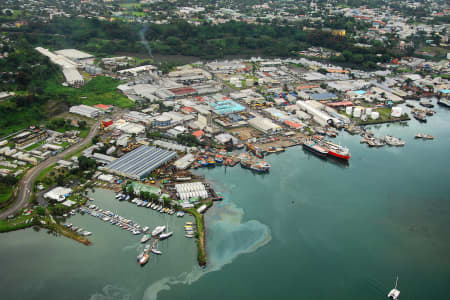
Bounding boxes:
[1,101,449,300]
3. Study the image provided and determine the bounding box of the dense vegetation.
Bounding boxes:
[0,39,59,91]
[15,18,397,68]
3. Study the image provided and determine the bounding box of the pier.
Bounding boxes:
[80,205,144,233]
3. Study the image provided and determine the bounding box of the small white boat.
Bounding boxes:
[185,234,195,238]
[387,276,400,300]
[139,254,149,265]
[142,226,149,233]
[159,232,173,240]
[82,231,92,236]
[151,249,162,255]
[151,226,166,236]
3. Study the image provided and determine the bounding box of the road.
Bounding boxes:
[0,122,101,220]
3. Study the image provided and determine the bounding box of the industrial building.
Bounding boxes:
[54,49,94,64]
[13,130,48,149]
[104,146,177,180]
[69,105,102,118]
[248,117,282,134]
[296,100,343,128]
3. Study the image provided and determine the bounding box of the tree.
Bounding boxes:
[36,206,46,216]
[149,193,159,203]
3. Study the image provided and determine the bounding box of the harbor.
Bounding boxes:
[0,106,449,300]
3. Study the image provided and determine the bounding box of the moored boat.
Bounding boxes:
[140,234,151,243]
[320,140,351,160]
[139,254,149,265]
[302,139,328,157]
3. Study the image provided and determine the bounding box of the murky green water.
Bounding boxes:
[1,101,449,300]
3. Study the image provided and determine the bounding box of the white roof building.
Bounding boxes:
[69,105,101,118]
[44,187,73,202]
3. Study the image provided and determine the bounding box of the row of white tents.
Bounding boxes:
[175,182,208,201]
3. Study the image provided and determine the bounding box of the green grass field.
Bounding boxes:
[45,76,134,109]
[24,140,46,152]
[0,214,35,233]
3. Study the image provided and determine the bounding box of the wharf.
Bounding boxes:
[80,206,142,232]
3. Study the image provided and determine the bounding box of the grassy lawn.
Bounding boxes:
[45,76,134,109]
[36,163,57,184]
[64,142,92,160]
[0,214,35,233]
[24,140,46,151]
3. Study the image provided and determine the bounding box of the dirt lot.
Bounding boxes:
[227,126,261,141]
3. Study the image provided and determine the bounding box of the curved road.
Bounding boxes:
[0,122,100,220]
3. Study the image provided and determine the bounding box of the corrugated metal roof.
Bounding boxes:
[105,146,176,179]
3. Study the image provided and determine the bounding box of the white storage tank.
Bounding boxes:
[391,107,402,117]
[345,106,353,115]
[353,107,362,118]
[371,112,379,119]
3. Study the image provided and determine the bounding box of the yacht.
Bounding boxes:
[387,277,400,300]
[160,231,173,240]
[151,226,166,236]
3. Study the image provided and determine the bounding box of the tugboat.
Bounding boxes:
[302,139,328,157]
[387,276,400,300]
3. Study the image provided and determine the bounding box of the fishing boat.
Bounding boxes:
[387,276,400,300]
[249,161,271,173]
[419,100,434,108]
[437,98,450,107]
[414,111,427,122]
[302,139,328,157]
[384,136,406,146]
[240,159,252,169]
[140,234,151,243]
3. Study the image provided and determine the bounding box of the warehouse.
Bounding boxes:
[54,49,94,64]
[248,117,281,134]
[104,146,177,180]
[69,105,102,118]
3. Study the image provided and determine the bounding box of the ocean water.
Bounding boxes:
[0,101,449,300]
